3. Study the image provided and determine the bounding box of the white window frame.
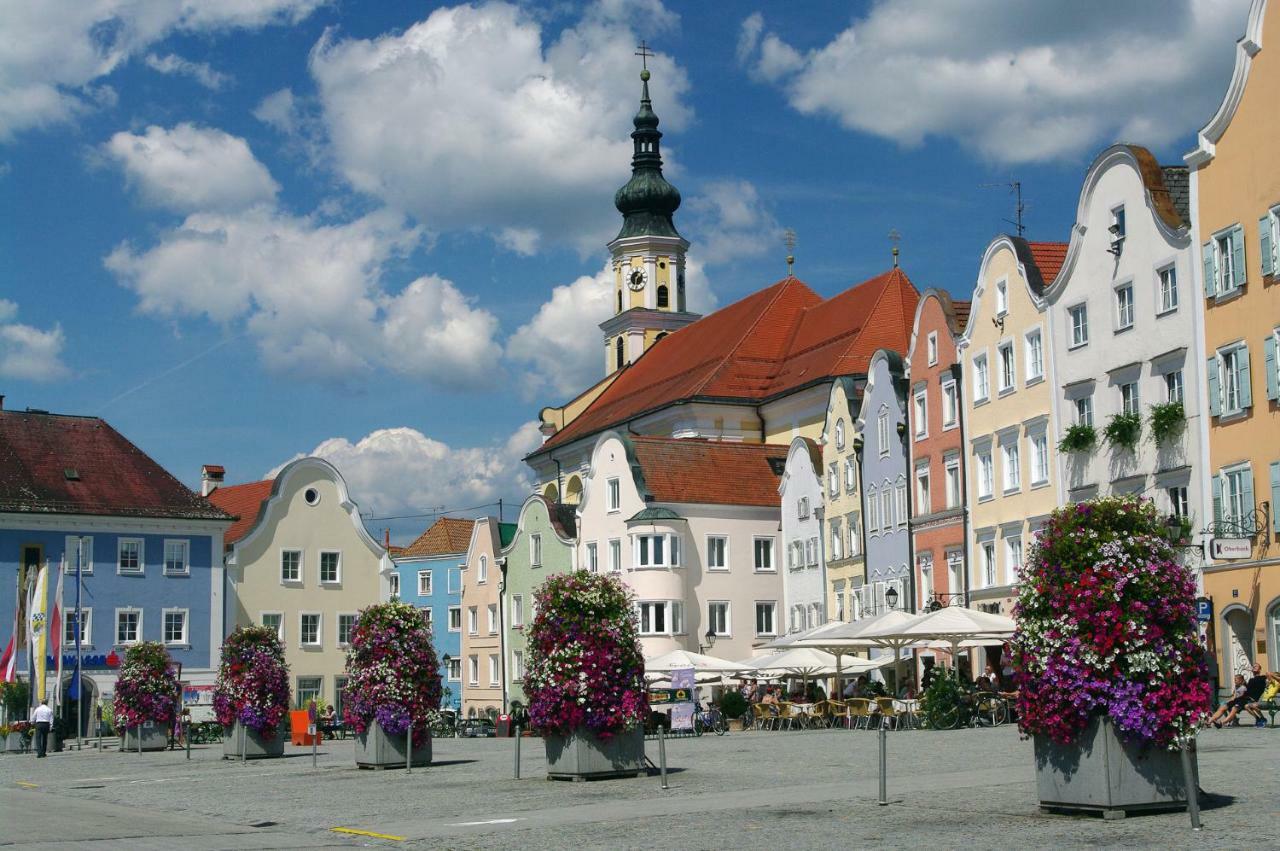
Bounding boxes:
[586,541,598,573]
[835,419,846,449]
[467,606,478,635]
[973,353,989,402]
[162,539,189,576]
[1030,433,1049,486]
[1157,265,1178,315]
[63,536,93,575]
[913,389,928,438]
[927,331,939,366]
[606,477,621,512]
[511,594,524,629]
[753,537,775,572]
[1069,303,1089,349]
[877,411,891,456]
[296,676,323,709]
[1024,329,1044,383]
[915,464,930,516]
[467,655,479,685]
[797,496,809,520]
[477,554,488,584]
[280,549,302,584]
[417,569,432,597]
[530,533,542,567]
[448,605,462,633]
[941,379,958,428]
[388,572,400,598]
[844,457,857,490]
[261,611,284,642]
[117,538,144,575]
[944,456,961,508]
[829,519,843,560]
[299,612,322,648]
[65,606,92,647]
[1222,464,1251,527]
[319,550,342,585]
[755,601,777,637]
[707,601,731,638]
[447,658,462,682]
[1214,227,1239,294]
[634,532,681,569]
[1166,369,1184,403]
[609,539,622,573]
[995,279,1008,316]
[1168,486,1189,519]
[828,462,839,496]
[1120,381,1140,416]
[511,649,525,683]
[1002,440,1021,493]
[162,607,189,646]
[1115,283,1135,332]
[337,612,357,647]
[706,535,729,571]
[977,451,994,499]
[487,603,498,635]
[489,654,500,687]
[1006,536,1023,580]
[1076,395,1094,427]
[997,341,1015,393]
[981,541,997,588]
[115,607,142,645]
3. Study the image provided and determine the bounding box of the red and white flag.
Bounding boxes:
[52,556,65,705]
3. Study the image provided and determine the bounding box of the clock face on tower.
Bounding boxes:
[627,267,647,291]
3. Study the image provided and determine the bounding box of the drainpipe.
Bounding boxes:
[951,362,971,609]
[852,437,868,618]
[899,419,916,615]
[497,552,509,716]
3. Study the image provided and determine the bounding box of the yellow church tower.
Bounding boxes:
[600,63,700,375]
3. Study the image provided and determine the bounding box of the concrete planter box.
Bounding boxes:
[545,728,645,781]
[727,718,745,732]
[222,722,285,760]
[4,732,27,752]
[1034,716,1195,816]
[121,723,168,752]
[355,721,431,769]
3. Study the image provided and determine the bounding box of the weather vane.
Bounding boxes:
[888,228,901,268]
[635,41,654,77]
[784,228,797,276]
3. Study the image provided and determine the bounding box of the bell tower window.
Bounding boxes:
[617,290,623,313]
[657,285,669,309]
[615,337,625,371]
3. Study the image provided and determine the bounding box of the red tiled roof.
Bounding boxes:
[952,300,972,333]
[0,410,233,521]
[207,479,274,544]
[399,517,475,558]
[630,436,788,508]
[202,464,225,475]
[534,269,919,455]
[1028,242,1068,284]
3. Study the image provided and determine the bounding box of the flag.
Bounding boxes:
[0,590,17,682]
[26,564,48,703]
[52,556,65,706]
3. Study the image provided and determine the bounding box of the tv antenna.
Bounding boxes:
[981,180,1026,236]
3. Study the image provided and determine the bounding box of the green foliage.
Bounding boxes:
[1104,412,1142,451]
[919,667,964,729]
[0,681,29,717]
[1148,401,1186,444]
[1058,423,1097,453]
[717,689,749,720]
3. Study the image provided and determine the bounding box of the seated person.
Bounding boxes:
[842,679,858,699]
[1244,669,1280,727]
[1206,673,1249,728]
[319,705,339,737]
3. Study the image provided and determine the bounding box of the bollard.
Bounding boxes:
[240,723,247,763]
[1180,743,1201,831]
[877,717,887,806]
[138,725,143,755]
[657,723,669,790]
[513,724,521,779]
[186,721,191,761]
[406,721,412,773]
[312,724,318,770]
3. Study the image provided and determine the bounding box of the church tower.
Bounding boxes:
[600,63,700,376]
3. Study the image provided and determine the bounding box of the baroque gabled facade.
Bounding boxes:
[780,437,826,633]
[856,349,912,617]
[820,379,865,622]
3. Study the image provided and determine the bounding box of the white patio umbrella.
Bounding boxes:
[756,620,845,651]
[644,648,745,677]
[794,610,925,689]
[736,647,886,697]
[859,607,1015,680]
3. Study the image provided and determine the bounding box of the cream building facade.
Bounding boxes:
[459,517,514,719]
[820,379,866,623]
[780,437,827,633]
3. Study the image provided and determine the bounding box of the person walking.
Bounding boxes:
[33,700,54,758]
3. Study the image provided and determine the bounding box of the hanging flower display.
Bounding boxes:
[523,571,647,740]
[342,601,440,746]
[113,641,180,729]
[1012,496,1210,749]
[213,625,290,735]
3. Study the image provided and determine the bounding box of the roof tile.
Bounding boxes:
[399,517,476,558]
[206,480,274,544]
[630,436,787,507]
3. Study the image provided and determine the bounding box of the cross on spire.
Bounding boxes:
[888,228,901,268]
[784,227,797,275]
[635,41,654,72]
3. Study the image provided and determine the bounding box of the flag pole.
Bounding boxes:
[74,538,84,747]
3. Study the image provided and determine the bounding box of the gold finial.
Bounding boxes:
[888,228,901,268]
[784,227,797,276]
[636,41,654,79]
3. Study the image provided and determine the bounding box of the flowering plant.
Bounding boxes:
[523,571,647,739]
[1012,496,1209,749]
[213,626,290,735]
[113,641,180,729]
[342,601,440,746]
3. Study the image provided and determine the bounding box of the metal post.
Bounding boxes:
[877,717,888,806]
[406,721,412,773]
[240,722,246,763]
[311,725,317,770]
[513,723,521,779]
[137,724,142,755]
[1180,743,1201,831]
[657,723,669,790]
[186,719,191,760]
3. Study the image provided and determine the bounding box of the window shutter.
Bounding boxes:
[1241,466,1254,522]
[1271,462,1280,533]
[1237,344,1252,409]
[1265,335,1279,401]
[1212,474,1222,525]
[1231,225,1246,289]
[1202,242,1216,297]
[1261,216,1275,277]
[1206,356,1221,416]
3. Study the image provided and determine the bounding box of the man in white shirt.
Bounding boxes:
[32,700,54,758]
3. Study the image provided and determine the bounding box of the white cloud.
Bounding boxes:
[269,422,543,518]
[0,0,326,140]
[103,124,279,213]
[306,0,692,252]
[685,180,781,266]
[0,299,70,381]
[144,53,230,90]
[740,0,1250,164]
[380,275,502,387]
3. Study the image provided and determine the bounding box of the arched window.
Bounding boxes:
[657,285,669,308]
[617,290,623,313]
[615,336,625,370]
[835,418,845,449]
[654,332,668,343]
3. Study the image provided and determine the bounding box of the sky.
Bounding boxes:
[0,0,1253,542]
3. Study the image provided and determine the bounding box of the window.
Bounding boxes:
[487,603,497,634]
[296,677,322,709]
[913,390,928,437]
[334,676,349,720]
[64,608,91,646]
[977,451,994,499]
[1002,441,1020,492]
[607,477,621,512]
[1120,382,1140,416]
[320,551,341,584]
[163,609,188,645]
[1076,395,1094,427]
[1168,486,1189,519]
[511,650,525,682]
[1025,330,1043,382]
[586,542,599,573]
[915,466,930,515]
[1158,266,1178,313]
[866,487,880,533]
[707,536,728,570]
[1031,434,1049,485]
[846,512,860,556]
[467,655,479,685]
[1111,205,1126,241]
[1212,344,1251,416]
[1265,209,1280,277]
[637,601,682,635]
[163,540,188,575]
[828,462,839,496]
[1165,369,1184,403]
[447,658,461,682]
[420,607,433,632]
[1006,537,1023,578]
[447,568,461,594]
[609,539,621,573]
[1221,465,1253,527]
[927,332,939,365]
[945,458,962,508]
[806,537,818,567]
[973,354,989,401]
[530,533,542,567]
[300,613,321,647]
[338,613,356,646]
[882,489,895,529]
[755,601,777,636]
[708,602,730,637]
[797,496,809,519]
[894,483,908,528]
[998,343,1015,392]
[1207,226,1245,296]
[489,654,500,686]
[635,533,680,568]
[63,536,93,575]
[918,553,934,602]
[448,606,462,632]
[948,551,963,595]
[835,583,846,621]
[389,572,400,598]
[835,419,846,449]
[877,411,891,456]
[261,612,283,642]
[982,541,997,587]
[844,458,857,491]
[116,609,141,644]
[995,279,1008,315]
[829,520,843,560]
[753,537,774,572]
[657,285,669,308]
[942,380,958,427]
[467,606,478,635]
[1115,284,1134,331]
[511,595,524,629]
[117,538,143,574]
[280,549,301,583]
[1069,304,1089,348]
[477,555,488,583]
[417,570,432,596]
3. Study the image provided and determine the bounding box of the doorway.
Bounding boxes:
[59,674,98,738]
[1223,607,1254,678]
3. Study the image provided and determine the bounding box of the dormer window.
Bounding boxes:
[1111,206,1126,240]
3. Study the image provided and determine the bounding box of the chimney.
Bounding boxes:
[201,464,225,497]
[384,529,391,548]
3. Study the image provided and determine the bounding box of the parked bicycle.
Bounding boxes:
[693,701,727,736]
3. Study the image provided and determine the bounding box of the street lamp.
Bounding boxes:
[885,585,899,611]
[1165,514,1183,545]
[699,627,717,654]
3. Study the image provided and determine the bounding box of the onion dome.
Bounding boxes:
[614,69,682,240]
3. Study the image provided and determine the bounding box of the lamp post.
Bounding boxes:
[884,585,899,611]
[698,627,717,655]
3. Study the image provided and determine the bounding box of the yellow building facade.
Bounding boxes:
[821,378,866,622]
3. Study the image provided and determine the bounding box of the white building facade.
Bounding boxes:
[780,437,827,633]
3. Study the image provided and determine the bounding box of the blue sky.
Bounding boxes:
[0,0,1250,541]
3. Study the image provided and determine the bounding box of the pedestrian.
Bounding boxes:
[33,699,54,758]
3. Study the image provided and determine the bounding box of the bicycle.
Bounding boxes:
[693,702,727,736]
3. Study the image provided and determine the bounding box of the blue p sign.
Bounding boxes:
[1195,598,1212,623]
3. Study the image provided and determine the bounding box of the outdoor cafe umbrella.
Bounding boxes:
[794,610,924,688]
[736,647,885,696]
[644,648,745,679]
[756,620,844,651]
[856,607,1015,678]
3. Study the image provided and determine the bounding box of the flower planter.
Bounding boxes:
[355,721,431,769]
[4,732,27,753]
[545,728,645,781]
[222,722,285,760]
[1034,716,1196,817]
[121,723,169,752]
[727,718,745,733]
